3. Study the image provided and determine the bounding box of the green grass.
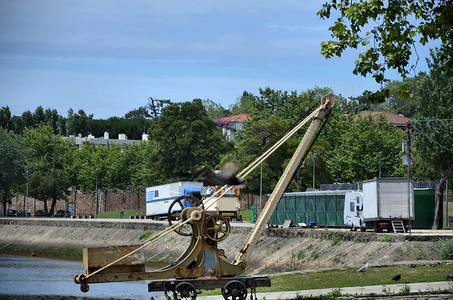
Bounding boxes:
[259,264,453,292]
[200,264,453,296]
[96,210,145,219]
[239,209,251,222]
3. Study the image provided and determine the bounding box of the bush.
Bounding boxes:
[331,236,342,246]
[439,238,453,259]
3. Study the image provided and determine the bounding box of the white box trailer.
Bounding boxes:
[146,182,203,219]
[344,178,414,233]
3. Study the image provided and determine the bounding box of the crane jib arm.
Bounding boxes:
[233,93,334,265]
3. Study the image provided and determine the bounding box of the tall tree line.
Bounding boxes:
[1,51,451,228]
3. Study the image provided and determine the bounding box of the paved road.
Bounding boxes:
[197,281,453,300]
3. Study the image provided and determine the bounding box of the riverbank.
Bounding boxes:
[1,218,452,274]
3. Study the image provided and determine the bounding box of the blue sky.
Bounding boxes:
[0,0,437,119]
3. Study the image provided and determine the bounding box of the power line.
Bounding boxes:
[410,122,453,152]
[412,118,453,122]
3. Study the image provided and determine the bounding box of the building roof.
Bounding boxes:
[356,111,410,127]
[218,114,251,122]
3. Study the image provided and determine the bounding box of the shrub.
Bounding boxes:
[323,289,342,300]
[439,238,453,259]
[380,236,395,243]
[331,236,342,246]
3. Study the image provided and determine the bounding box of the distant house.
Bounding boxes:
[215,114,251,140]
[63,132,147,149]
[355,111,410,129]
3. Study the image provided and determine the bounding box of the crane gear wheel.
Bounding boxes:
[168,196,204,236]
[173,282,197,300]
[204,214,231,242]
[221,280,247,300]
[80,283,90,293]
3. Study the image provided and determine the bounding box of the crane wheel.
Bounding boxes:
[168,196,204,236]
[203,215,230,242]
[221,280,247,300]
[173,282,197,300]
[80,283,90,293]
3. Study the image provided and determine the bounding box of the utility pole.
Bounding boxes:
[25,171,29,217]
[403,120,414,235]
[308,156,316,190]
[95,169,99,217]
[373,152,381,178]
[446,179,449,227]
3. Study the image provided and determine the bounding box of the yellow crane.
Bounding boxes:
[74,93,334,300]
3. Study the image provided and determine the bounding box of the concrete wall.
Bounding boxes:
[8,190,145,215]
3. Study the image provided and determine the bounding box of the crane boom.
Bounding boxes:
[74,93,335,300]
[234,93,334,264]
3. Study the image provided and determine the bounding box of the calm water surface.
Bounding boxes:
[0,254,162,299]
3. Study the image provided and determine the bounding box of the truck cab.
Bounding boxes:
[344,192,364,231]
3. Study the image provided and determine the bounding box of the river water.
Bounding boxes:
[0,254,163,299]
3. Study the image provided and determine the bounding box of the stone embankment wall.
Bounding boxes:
[8,190,267,216]
[8,190,145,215]
[0,218,450,275]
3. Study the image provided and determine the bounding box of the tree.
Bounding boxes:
[34,106,45,125]
[66,109,93,136]
[229,91,258,116]
[149,99,233,182]
[232,87,336,193]
[201,99,230,119]
[248,87,330,125]
[21,110,34,129]
[410,50,453,229]
[0,128,26,215]
[25,123,73,215]
[292,139,333,192]
[326,114,406,182]
[234,117,291,194]
[124,106,151,119]
[29,170,70,215]
[0,106,12,131]
[318,0,453,102]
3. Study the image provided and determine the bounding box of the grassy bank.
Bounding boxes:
[96,209,145,219]
[200,264,453,296]
[262,264,453,292]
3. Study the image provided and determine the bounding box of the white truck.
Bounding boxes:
[146,182,203,219]
[344,178,414,233]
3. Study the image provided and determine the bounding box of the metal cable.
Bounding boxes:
[84,217,193,279]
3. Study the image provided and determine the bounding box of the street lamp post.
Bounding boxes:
[373,152,382,178]
[308,156,316,190]
[95,169,99,217]
[259,162,263,212]
[25,171,29,217]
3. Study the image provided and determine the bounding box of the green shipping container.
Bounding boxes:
[268,187,435,228]
[268,191,346,227]
[413,189,435,229]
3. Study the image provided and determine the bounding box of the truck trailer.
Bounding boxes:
[146,181,203,219]
[344,178,414,233]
